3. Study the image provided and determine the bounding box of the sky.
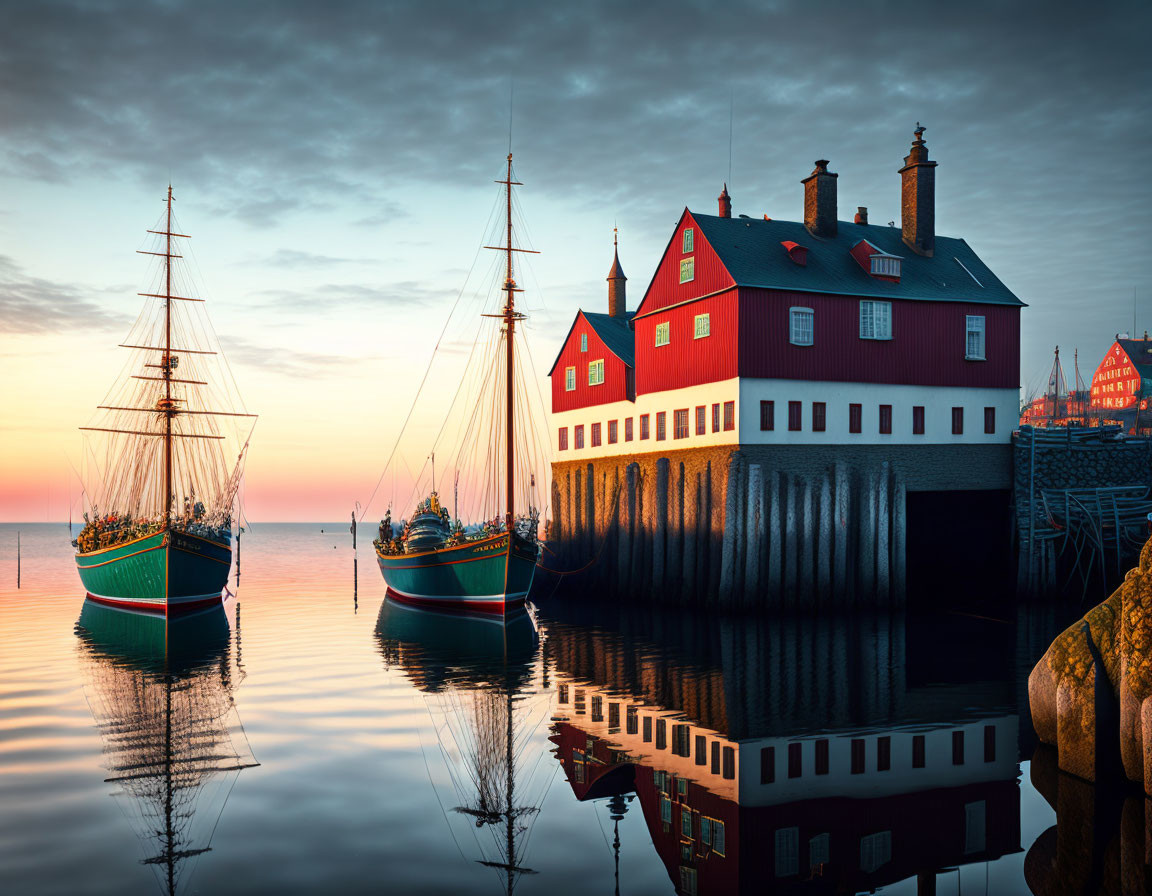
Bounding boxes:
[1,0,1150,522]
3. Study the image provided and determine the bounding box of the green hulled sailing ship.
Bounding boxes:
[374,154,545,614]
[74,187,255,614]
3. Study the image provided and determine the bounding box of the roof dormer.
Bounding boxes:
[781,240,808,266]
[850,239,902,282]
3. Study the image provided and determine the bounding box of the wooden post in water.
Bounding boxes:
[859,468,877,600]
[573,466,584,557]
[585,463,596,559]
[685,470,700,600]
[550,479,563,543]
[783,475,799,609]
[625,463,639,591]
[675,462,686,604]
[833,463,850,605]
[817,472,833,601]
[767,471,783,607]
[892,472,906,607]
[654,458,669,600]
[718,453,739,608]
[876,463,891,606]
[745,464,764,608]
[236,527,241,582]
[799,477,815,606]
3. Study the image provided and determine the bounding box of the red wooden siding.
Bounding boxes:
[634,210,736,318]
[550,311,633,412]
[737,288,1020,388]
[1090,342,1143,411]
[634,290,739,395]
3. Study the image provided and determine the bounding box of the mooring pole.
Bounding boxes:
[351,510,357,551]
[235,527,241,581]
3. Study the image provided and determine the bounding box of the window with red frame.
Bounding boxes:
[695,405,706,435]
[912,406,925,435]
[625,417,634,441]
[812,402,826,432]
[849,404,862,434]
[723,401,735,431]
[574,425,585,449]
[712,403,721,433]
[760,400,774,431]
[558,427,568,451]
[640,414,650,440]
[590,422,601,447]
[788,401,802,431]
[608,420,618,443]
[984,407,995,434]
[674,409,689,439]
[656,412,667,440]
[879,404,892,435]
[952,407,964,434]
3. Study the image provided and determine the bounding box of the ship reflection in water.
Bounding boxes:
[541,601,1041,896]
[74,599,257,896]
[375,595,554,896]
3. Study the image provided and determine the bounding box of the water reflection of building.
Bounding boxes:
[374,599,551,896]
[74,600,256,896]
[542,604,1027,895]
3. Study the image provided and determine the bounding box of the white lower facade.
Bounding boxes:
[552,378,1018,461]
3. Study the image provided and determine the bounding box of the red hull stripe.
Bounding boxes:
[385,589,525,615]
[84,592,223,615]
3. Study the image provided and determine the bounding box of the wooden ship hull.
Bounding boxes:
[376,532,537,615]
[75,529,231,615]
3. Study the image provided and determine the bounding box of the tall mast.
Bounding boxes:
[503,154,515,534]
[164,186,173,526]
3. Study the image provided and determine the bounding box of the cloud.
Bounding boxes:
[260,249,377,268]
[216,334,369,378]
[248,279,445,311]
[0,255,129,334]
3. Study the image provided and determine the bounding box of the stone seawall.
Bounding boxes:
[548,444,1011,609]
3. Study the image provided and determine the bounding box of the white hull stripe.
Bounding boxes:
[385,585,528,603]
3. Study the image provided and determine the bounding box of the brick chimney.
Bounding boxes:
[718,183,731,218]
[899,124,937,256]
[854,206,868,225]
[801,160,837,238]
[607,230,627,318]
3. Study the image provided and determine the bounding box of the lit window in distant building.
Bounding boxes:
[674,409,689,439]
[608,420,618,443]
[723,401,735,431]
[966,315,986,360]
[656,411,667,441]
[682,228,694,253]
[640,414,650,440]
[952,407,964,435]
[788,401,802,432]
[580,332,588,352]
[712,403,721,432]
[591,422,601,447]
[694,313,710,339]
[859,300,892,340]
[565,366,575,391]
[879,404,892,435]
[625,417,634,441]
[696,405,706,435]
[813,401,826,432]
[680,257,694,283]
[790,307,814,346]
[574,425,584,449]
[760,400,775,431]
[849,403,862,434]
[558,427,568,451]
[913,405,925,434]
[588,358,604,386]
[655,321,670,346]
[984,407,996,434]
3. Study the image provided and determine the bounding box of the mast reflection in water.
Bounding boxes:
[375,596,555,896]
[542,600,1032,895]
[74,600,257,895]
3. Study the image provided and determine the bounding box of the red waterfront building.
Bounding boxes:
[549,128,1024,467]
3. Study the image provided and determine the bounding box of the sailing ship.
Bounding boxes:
[375,597,549,894]
[374,155,544,614]
[74,187,255,614]
[75,599,257,895]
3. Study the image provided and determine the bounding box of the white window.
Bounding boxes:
[564,366,575,391]
[660,796,672,823]
[679,257,694,284]
[774,827,798,877]
[809,833,830,869]
[860,831,892,873]
[694,313,710,339]
[588,359,604,386]
[790,307,814,346]
[870,255,902,278]
[966,315,986,360]
[859,300,892,340]
[712,820,725,856]
[683,228,694,253]
[655,321,670,347]
[580,333,587,352]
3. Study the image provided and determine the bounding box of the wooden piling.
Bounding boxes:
[586,463,596,558]
[686,470,701,599]
[654,457,670,599]
[833,463,849,606]
[859,468,877,600]
[817,472,832,601]
[799,477,815,605]
[877,462,891,605]
[675,462,686,604]
[892,472,906,607]
[718,452,740,608]
[745,464,764,608]
[767,472,783,607]
[573,466,583,557]
[624,463,638,591]
[783,474,798,609]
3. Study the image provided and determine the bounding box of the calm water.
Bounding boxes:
[0,523,1104,895]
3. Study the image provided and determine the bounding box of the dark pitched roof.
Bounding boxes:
[690,213,1024,307]
[583,311,635,367]
[1116,338,1152,382]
